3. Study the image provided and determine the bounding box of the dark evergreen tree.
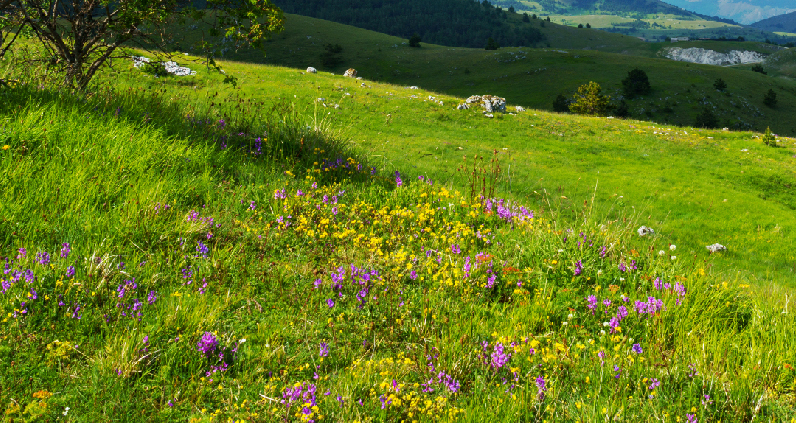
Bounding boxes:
[409,33,422,47]
[694,107,719,128]
[763,89,777,108]
[621,68,651,98]
[553,94,570,113]
[713,78,727,91]
[485,37,500,50]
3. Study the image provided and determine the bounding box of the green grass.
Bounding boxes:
[185,14,796,138]
[2,35,796,422]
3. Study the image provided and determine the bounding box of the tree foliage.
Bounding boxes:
[275,0,545,49]
[2,0,284,89]
[552,94,570,113]
[409,33,421,48]
[763,89,777,108]
[621,68,651,98]
[485,37,499,50]
[569,81,611,116]
[694,107,719,128]
[713,78,727,92]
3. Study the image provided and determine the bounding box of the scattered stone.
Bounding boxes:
[706,243,727,253]
[484,113,494,118]
[456,103,470,110]
[343,68,357,78]
[465,95,506,113]
[306,67,317,73]
[515,106,525,112]
[637,226,655,236]
[408,86,419,90]
[317,98,326,102]
[132,56,196,76]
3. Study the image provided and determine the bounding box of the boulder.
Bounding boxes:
[637,226,655,236]
[456,103,470,110]
[706,243,727,253]
[306,67,317,73]
[344,68,357,78]
[465,95,506,113]
[515,106,525,112]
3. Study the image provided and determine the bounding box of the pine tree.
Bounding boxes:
[569,82,611,116]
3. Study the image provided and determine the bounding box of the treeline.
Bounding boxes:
[274,0,546,48]
[493,0,692,16]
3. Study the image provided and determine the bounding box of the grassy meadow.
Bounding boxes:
[1,25,796,423]
[191,14,796,138]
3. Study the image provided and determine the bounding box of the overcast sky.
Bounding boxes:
[662,0,796,24]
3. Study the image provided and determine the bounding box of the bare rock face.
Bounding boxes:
[637,226,655,237]
[465,95,506,113]
[306,67,317,73]
[706,243,727,253]
[344,68,357,78]
[663,47,764,66]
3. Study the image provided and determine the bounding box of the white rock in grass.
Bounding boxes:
[344,68,357,78]
[456,103,470,110]
[515,106,525,112]
[706,243,727,253]
[637,226,655,236]
[306,67,317,73]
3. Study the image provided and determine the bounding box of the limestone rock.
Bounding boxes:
[706,243,727,253]
[306,67,317,73]
[456,103,470,110]
[637,226,655,236]
[344,68,357,78]
[663,47,764,66]
[515,106,525,112]
[465,95,506,113]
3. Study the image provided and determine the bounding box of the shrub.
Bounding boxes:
[409,33,422,48]
[763,89,777,108]
[577,24,583,28]
[694,107,719,128]
[553,94,570,113]
[622,68,651,98]
[522,13,530,22]
[569,82,611,116]
[751,64,767,75]
[485,37,499,50]
[713,78,727,91]
[762,127,779,147]
[586,23,591,28]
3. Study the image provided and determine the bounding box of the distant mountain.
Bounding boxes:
[274,0,547,48]
[494,0,695,17]
[660,0,796,25]
[751,10,796,33]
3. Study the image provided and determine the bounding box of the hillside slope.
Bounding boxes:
[193,14,796,136]
[751,10,796,34]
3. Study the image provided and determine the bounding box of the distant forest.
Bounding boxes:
[274,0,546,48]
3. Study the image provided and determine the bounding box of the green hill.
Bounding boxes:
[751,10,796,34]
[186,14,796,137]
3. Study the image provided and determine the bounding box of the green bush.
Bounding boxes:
[569,81,611,116]
[485,37,499,50]
[552,94,570,113]
[713,78,727,91]
[762,127,779,147]
[409,33,422,48]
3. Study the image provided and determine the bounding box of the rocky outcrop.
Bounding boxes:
[663,47,764,66]
[344,68,357,78]
[465,95,506,113]
[306,67,317,73]
[706,243,727,253]
[132,56,196,76]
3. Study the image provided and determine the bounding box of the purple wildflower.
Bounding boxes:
[60,243,71,259]
[631,343,643,354]
[326,298,335,308]
[36,252,51,265]
[196,332,219,358]
[535,376,547,400]
[319,342,329,358]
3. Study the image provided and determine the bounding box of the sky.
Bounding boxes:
[662,0,796,24]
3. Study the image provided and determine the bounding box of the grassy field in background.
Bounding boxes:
[2,46,796,421]
[185,14,796,138]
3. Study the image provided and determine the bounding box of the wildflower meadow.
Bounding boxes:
[1,55,796,423]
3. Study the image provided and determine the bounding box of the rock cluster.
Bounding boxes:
[306,67,317,73]
[637,226,655,237]
[132,56,196,76]
[706,243,727,253]
[464,95,506,113]
[663,47,764,66]
[344,68,357,78]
